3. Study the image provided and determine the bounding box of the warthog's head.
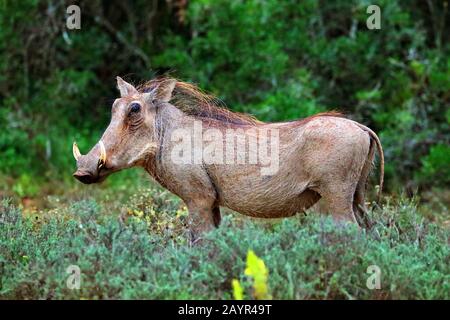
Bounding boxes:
[73,77,175,184]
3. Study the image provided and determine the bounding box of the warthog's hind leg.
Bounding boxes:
[212,206,221,227]
[318,184,358,225]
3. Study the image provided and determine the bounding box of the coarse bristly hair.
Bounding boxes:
[137,76,344,125]
[138,77,262,125]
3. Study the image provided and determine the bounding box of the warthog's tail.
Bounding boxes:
[352,121,384,204]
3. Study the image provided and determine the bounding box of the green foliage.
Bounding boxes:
[0,0,449,191]
[11,174,40,198]
[1,0,449,192]
[418,144,450,186]
[0,195,448,300]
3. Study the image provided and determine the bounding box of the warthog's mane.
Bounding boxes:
[137,77,344,125]
[138,77,261,125]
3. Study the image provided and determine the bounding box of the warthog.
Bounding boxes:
[73,76,384,238]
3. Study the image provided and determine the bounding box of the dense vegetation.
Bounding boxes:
[0,0,448,299]
[1,184,449,299]
[1,0,449,193]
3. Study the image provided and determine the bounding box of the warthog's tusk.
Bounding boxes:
[73,141,82,161]
[98,140,107,168]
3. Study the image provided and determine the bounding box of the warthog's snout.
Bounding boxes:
[73,169,98,184]
[72,141,107,184]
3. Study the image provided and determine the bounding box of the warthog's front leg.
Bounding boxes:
[186,200,219,243]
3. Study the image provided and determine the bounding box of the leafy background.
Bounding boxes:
[0,0,449,299]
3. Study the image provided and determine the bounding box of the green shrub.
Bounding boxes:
[0,195,448,300]
[418,144,450,186]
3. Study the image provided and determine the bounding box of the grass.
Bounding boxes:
[0,179,449,300]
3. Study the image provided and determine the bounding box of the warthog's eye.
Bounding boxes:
[128,103,141,115]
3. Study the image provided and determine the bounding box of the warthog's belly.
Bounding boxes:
[209,157,320,218]
[220,188,321,219]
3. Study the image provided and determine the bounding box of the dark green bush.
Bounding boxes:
[0,0,449,191]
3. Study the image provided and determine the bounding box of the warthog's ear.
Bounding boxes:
[116,76,138,97]
[143,79,176,104]
[156,79,176,102]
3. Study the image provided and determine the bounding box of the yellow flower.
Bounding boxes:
[232,279,244,300]
[134,210,144,218]
[244,250,271,300]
